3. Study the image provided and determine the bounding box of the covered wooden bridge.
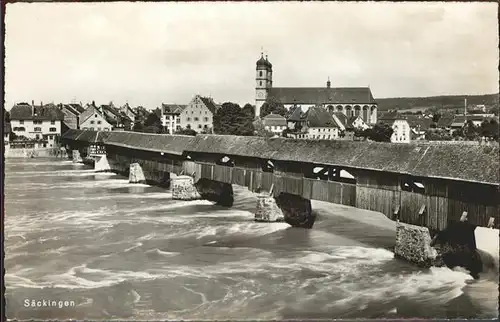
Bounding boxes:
[61,129,499,231]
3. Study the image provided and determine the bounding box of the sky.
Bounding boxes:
[4,1,499,110]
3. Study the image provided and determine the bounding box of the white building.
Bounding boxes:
[254,53,377,123]
[263,113,287,135]
[161,104,185,134]
[9,103,64,148]
[379,118,411,143]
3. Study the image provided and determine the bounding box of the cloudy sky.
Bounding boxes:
[4,1,499,110]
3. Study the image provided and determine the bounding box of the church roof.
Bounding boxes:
[268,87,376,105]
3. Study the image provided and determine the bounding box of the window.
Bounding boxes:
[187,117,191,121]
[198,124,202,129]
[186,124,191,129]
[49,127,57,132]
[35,134,40,139]
[204,117,209,122]
[51,120,55,125]
[34,127,42,132]
[204,124,208,129]
[90,120,95,124]
[49,144,52,147]
[48,135,53,139]
[104,128,110,131]
[259,71,262,77]
[95,114,97,117]
[43,143,47,148]
[97,121,102,124]
[194,117,199,121]
[191,111,193,114]
[19,120,24,124]
[176,125,181,130]
[260,81,262,86]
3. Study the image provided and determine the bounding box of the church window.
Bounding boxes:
[260,81,262,86]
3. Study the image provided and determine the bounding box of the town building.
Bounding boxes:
[287,106,340,140]
[178,95,218,133]
[79,103,113,131]
[100,103,133,131]
[161,104,186,134]
[60,104,81,130]
[119,103,137,125]
[9,102,64,148]
[4,123,10,152]
[262,113,287,135]
[379,117,411,143]
[331,112,369,140]
[405,115,433,140]
[255,53,378,124]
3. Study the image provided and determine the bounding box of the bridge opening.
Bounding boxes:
[216,155,235,167]
[400,177,425,194]
[262,160,274,173]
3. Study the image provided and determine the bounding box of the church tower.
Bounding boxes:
[255,52,273,118]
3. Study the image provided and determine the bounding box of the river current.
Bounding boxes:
[3,158,499,320]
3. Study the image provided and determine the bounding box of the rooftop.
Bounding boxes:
[268,87,376,105]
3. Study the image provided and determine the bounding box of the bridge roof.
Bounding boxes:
[62,129,110,143]
[61,130,500,185]
[103,131,192,155]
[186,135,499,185]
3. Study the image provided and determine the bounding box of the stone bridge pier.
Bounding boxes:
[128,162,171,187]
[395,220,482,278]
[171,175,234,207]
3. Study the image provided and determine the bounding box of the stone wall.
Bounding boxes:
[129,163,146,184]
[255,194,284,222]
[5,148,62,158]
[172,176,201,200]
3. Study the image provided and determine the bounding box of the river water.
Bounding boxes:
[4,158,499,320]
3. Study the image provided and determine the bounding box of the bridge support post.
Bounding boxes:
[255,193,284,222]
[72,150,82,163]
[129,163,146,184]
[172,175,202,200]
[395,221,482,278]
[95,155,111,172]
[274,193,315,228]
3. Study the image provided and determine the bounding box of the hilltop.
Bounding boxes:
[375,93,499,112]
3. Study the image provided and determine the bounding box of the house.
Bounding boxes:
[161,104,186,134]
[262,113,287,135]
[436,115,455,131]
[100,103,133,131]
[60,104,81,130]
[379,117,411,143]
[179,95,218,133]
[79,103,113,132]
[405,115,433,140]
[119,103,137,125]
[9,101,64,148]
[451,115,488,128]
[331,112,369,140]
[255,53,378,124]
[287,106,340,140]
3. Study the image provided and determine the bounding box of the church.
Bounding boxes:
[255,54,378,124]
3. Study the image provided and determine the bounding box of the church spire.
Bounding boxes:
[327,76,331,88]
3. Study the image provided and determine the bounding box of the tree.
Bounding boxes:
[133,121,144,132]
[426,128,452,141]
[361,123,394,142]
[253,119,274,138]
[463,120,479,140]
[213,102,254,136]
[480,119,499,140]
[175,128,197,136]
[260,97,287,118]
[142,111,162,133]
[242,104,255,119]
[432,113,442,123]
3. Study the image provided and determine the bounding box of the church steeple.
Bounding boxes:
[327,76,331,88]
[255,51,273,119]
